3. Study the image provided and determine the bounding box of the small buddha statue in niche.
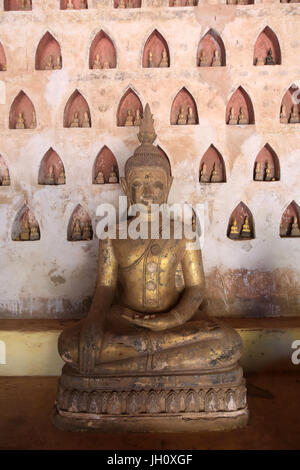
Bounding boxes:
[254,161,263,181]
[30,224,40,241]
[54,56,62,70]
[264,161,273,181]
[280,222,287,237]
[255,56,265,66]
[108,167,118,183]
[67,0,74,9]
[2,169,10,186]
[95,170,105,184]
[199,163,210,183]
[127,0,133,7]
[125,109,134,126]
[241,216,251,238]
[54,103,248,432]
[45,165,55,185]
[82,221,92,241]
[57,168,66,185]
[71,219,82,241]
[177,106,187,125]
[70,112,80,128]
[16,112,25,129]
[45,56,54,70]
[134,109,142,127]
[20,217,30,241]
[199,50,210,67]
[118,0,126,8]
[265,49,275,66]
[212,50,221,67]
[186,0,194,5]
[228,107,238,125]
[93,54,102,70]
[290,217,300,237]
[289,105,300,124]
[280,105,288,124]
[210,162,222,183]
[229,218,240,239]
[82,112,91,128]
[238,108,248,125]
[1,63,7,72]
[30,111,37,129]
[80,0,87,7]
[159,49,169,68]
[103,61,110,69]
[148,51,154,68]
[187,106,196,125]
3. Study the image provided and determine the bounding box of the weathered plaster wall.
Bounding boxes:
[0,0,299,318]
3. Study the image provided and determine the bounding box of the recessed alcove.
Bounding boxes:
[227,202,255,240]
[0,42,7,71]
[60,0,88,9]
[142,30,170,68]
[157,146,172,175]
[117,88,143,127]
[35,32,62,71]
[170,88,199,126]
[9,91,36,130]
[12,205,40,242]
[199,145,226,183]
[93,146,119,184]
[253,144,280,182]
[114,0,141,8]
[169,0,198,6]
[280,85,300,124]
[89,31,116,70]
[0,155,10,186]
[38,148,65,185]
[197,29,226,67]
[63,90,91,128]
[67,204,93,241]
[4,0,32,11]
[253,27,281,66]
[280,201,300,238]
[226,86,255,125]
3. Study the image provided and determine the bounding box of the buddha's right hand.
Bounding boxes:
[79,316,103,374]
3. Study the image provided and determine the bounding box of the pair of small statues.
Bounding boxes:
[117,0,135,8]
[280,217,300,237]
[44,165,66,185]
[94,167,118,184]
[254,161,275,181]
[69,111,90,128]
[198,50,221,67]
[15,111,36,129]
[124,109,142,127]
[66,0,87,9]
[92,54,110,70]
[200,162,223,183]
[44,55,62,70]
[177,106,196,125]
[18,217,40,242]
[255,49,275,66]
[0,169,10,186]
[71,219,93,241]
[229,216,252,239]
[147,49,169,68]
[280,104,300,124]
[228,107,248,125]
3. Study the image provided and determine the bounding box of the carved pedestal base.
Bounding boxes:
[53,364,249,432]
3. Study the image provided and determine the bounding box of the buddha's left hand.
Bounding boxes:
[122,308,181,331]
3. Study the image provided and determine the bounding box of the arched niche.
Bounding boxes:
[114,0,141,8]
[253,27,281,66]
[157,146,172,176]
[169,0,198,6]
[89,31,116,69]
[117,88,143,127]
[0,155,10,186]
[60,0,88,9]
[93,146,119,184]
[253,144,280,182]
[67,204,93,241]
[0,42,7,71]
[9,91,36,130]
[38,148,65,185]
[227,202,255,240]
[12,205,40,241]
[199,145,226,183]
[63,90,91,128]
[280,85,300,124]
[280,201,300,237]
[197,29,226,67]
[142,30,170,68]
[4,0,32,10]
[226,86,255,125]
[35,32,62,71]
[170,87,199,125]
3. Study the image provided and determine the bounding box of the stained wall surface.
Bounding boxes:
[0,0,300,318]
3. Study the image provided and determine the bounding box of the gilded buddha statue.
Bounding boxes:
[53,104,248,431]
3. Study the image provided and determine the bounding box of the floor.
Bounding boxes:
[0,373,299,450]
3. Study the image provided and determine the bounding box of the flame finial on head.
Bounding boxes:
[137,103,157,145]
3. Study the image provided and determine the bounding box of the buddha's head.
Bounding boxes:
[121,104,173,209]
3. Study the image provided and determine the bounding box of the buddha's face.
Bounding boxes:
[124,166,170,208]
